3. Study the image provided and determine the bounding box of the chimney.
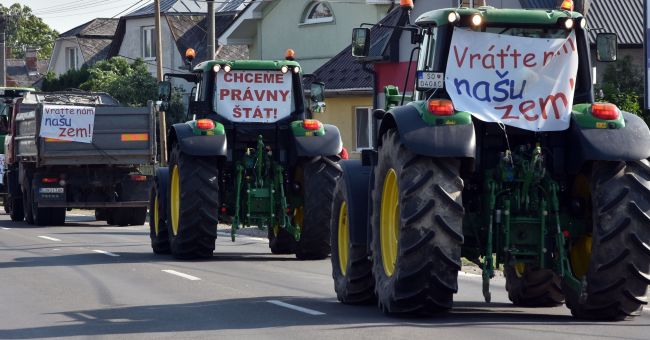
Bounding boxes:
[25,46,38,76]
[460,0,487,7]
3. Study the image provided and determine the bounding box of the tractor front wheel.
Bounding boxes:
[167,145,219,259]
[505,265,564,307]
[149,185,170,254]
[371,130,464,315]
[563,160,650,320]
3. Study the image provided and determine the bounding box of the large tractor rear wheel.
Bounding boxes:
[167,146,219,259]
[505,265,564,307]
[563,160,650,320]
[9,195,24,222]
[371,130,464,315]
[331,174,375,304]
[295,157,341,260]
[149,184,170,254]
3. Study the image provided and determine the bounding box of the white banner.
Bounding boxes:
[446,28,579,132]
[40,105,95,143]
[0,154,5,185]
[215,70,292,123]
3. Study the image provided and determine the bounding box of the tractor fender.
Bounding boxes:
[568,112,650,172]
[379,104,476,158]
[155,167,169,219]
[293,124,343,157]
[169,123,227,157]
[340,160,372,246]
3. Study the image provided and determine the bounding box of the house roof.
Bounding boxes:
[77,38,115,65]
[6,59,49,87]
[587,0,643,46]
[166,13,249,63]
[125,0,244,17]
[59,18,119,38]
[311,8,403,92]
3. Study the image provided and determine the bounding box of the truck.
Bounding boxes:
[0,87,34,211]
[6,91,155,226]
[330,0,650,320]
[150,51,343,260]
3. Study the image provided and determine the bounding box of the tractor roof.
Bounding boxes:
[194,60,301,72]
[415,6,583,27]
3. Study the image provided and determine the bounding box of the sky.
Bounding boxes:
[1,0,153,33]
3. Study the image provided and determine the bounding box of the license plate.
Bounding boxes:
[39,187,64,194]
[417,71,444,90]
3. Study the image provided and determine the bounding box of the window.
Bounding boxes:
[65,47,78,70]
[142,26,156,59]
[355,107,373,150]
[302,1,334,24]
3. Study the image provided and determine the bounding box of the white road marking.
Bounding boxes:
[38,236,61,242]
[644,307,650,312]
[92,249,120,257]
[162,269,201,281]
[266,300,326,316]
[1,227,11,230]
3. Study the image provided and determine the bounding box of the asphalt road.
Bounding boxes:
[0,213,649,340]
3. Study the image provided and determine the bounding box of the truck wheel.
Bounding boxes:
[9,196,24,222]
[22,182,34,225]
[564,160,650,320]
[505,264,563,307]
[269,227,296,254]
[128,207,147,226]
[149,186,170,254]
[371,130,464,315]
[110,208,131,226]
[167,146,219,259]
[295,157,341,260]
[95,209,107,221]
[331,174,375,304]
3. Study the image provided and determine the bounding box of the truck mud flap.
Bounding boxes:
[340,160,372,246]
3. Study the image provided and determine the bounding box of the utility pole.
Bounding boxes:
[0,13,6,87]
[154,0,167,165]
[207,0,216,60]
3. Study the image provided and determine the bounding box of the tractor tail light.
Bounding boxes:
[303,119,322,131]
[196,119,215,130]
[130,175,148,182]
[591,103,620,120]
[427,99,455,116]
[41,177,58,184]
[340,147,349,160]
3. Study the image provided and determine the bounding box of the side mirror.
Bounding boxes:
[596,33,617,62]
[310,81,326,113]
[158,81,172,102]
[351,28,370,58]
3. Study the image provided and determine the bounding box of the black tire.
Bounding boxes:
[95,209,108,221]
[563,160,650,320]
[106,209,115,225]
[331,173,375,304]
[269,227,296,254]
[505,266,564,307]
[167,146,219,259]
[22,181,34,225]
[128,207,147,226]
[111,208,131,226]
[149,185,170,254]
[371,130,464,315]
[9,195,24,222]
[295,157,341,260]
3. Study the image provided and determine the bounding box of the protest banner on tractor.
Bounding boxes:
[39,105,96,143]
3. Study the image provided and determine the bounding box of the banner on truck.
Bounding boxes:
[39,105,95,143]
[446,28,579,132]
[215,70,293,123]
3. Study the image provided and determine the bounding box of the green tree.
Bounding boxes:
[0,3,58,59]
[597,55,644,117]
[41,67,90,92]
[80,57,157,107]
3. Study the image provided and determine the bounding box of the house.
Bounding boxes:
[6,47,49,88]
[218,0,395,74]
[108,0,248,78]
[48,18,119,76]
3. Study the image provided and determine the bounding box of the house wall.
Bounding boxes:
[50,38,83,76]
[313,95,373,159]
[252,0,391,73]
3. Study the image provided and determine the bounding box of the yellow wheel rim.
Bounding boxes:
[338,201,349,276]
[170,165,180,236]
[570,234,592,278]
[514,262,526,278]
[380,168,399,277]
[294,206,304,228]
[154,193,160,236]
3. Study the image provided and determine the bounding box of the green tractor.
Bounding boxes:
[330,2,650,320]
[150,54,342,260]
[0,87,34,213]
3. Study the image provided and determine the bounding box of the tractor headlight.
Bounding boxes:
[223,64,232,73]
[212,64,221,73]
[281,65,289,74]
[292,66,301,74]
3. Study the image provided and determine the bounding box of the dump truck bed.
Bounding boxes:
[14,92,155,166]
